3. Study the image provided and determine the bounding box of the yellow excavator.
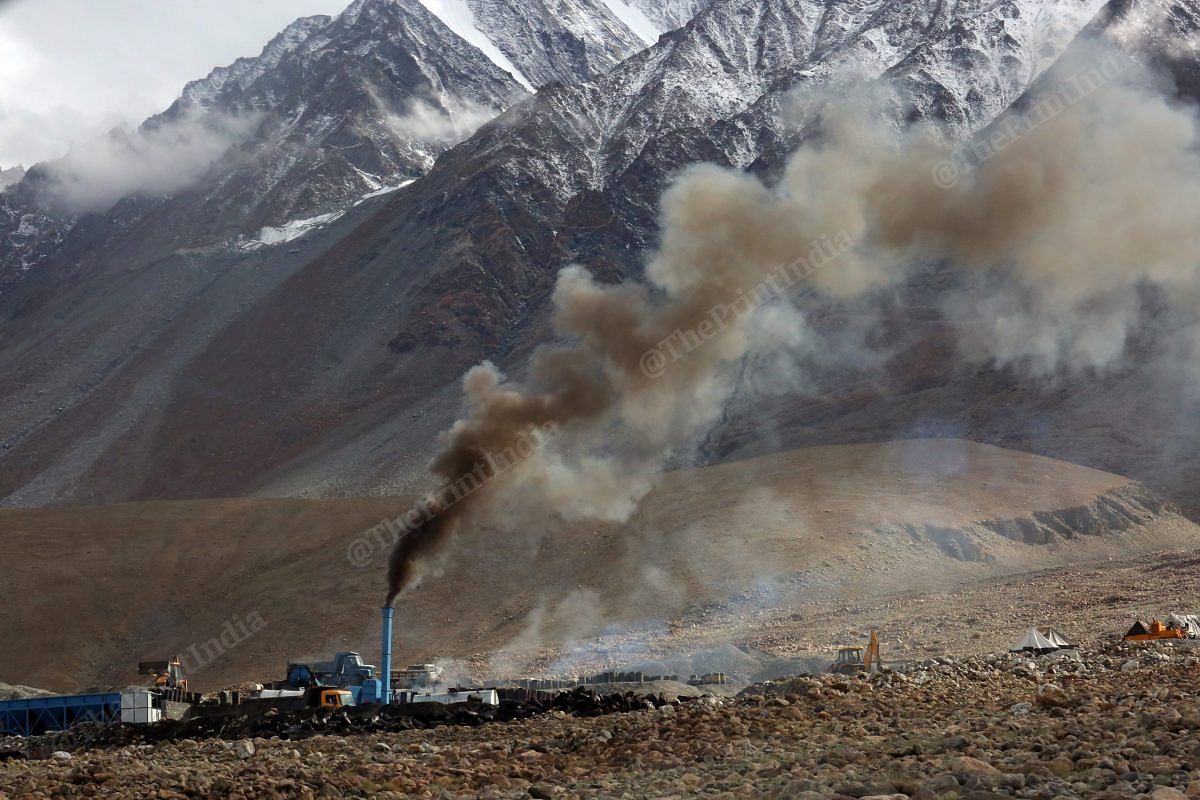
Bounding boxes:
[138,656,188,691]
[829,630,881,675]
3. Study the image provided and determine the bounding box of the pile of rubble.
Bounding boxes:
[747,642,1195,702]
[3,688,691,755]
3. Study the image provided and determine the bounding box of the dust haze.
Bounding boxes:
[387,35,1200,638]
[368,84,505,144]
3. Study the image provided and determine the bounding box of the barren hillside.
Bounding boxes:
[0,439,1194,693]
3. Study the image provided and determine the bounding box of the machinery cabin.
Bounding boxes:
[828,630,881,675]
[308,688,352,708]
[830,647,866,675]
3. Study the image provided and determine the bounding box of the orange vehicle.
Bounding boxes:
[1123,619,1186,642]
[138,656,189,691]
[829,630,881,675]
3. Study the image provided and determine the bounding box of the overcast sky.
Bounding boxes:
[0,0,352,168]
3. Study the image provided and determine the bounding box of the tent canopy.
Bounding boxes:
[1125,620,1150,638]
[1038,627,1077,648]
[1011,628,1059,653]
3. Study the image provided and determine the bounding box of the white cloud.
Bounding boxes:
[0,0,352,167]
[41,112,260,213]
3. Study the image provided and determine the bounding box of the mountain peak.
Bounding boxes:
[175,14,331,113]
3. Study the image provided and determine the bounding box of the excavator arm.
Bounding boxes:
[864,630,880,672]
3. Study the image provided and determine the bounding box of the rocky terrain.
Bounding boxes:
[4,641,1200,799]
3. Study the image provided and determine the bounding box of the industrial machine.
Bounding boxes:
[279,607,491,708]
[0,689,163,736]
[394,663,444,690]
[828,630,880,675]
[1124,619,1188,642]
[138,657,187,691]
[307,687,352,708]
[286,652,376,689]
[275,608,395,705]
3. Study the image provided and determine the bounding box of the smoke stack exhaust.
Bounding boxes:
[380,606,394,705]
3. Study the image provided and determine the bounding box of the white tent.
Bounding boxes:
[1038,627,1077,648]
[1011,628,1059,653]
[1165,613,1200,638]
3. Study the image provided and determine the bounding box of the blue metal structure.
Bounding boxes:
[0,692,122,736]
[381,606,394,705]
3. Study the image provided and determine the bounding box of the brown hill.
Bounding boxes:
[1,439,1195,693]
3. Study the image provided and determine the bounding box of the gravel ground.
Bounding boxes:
[3,642,1200,799]
[472,548,1200,683]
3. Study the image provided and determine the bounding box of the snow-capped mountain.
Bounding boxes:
[0,0,526,289]
[1,0,1195,511]
[414,0,651,88]
[623,0,711,32]
[172,0,528,232]
[408,0,1110,223]
[0,0,658,291]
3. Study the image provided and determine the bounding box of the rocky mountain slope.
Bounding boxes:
[460,0,650,88]
[624,0,712,31]
[0,0,1126,507]
[0,166,24,191]
[4,0,1200,518]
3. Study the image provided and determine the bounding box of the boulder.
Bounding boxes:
[1036,684,1070,708]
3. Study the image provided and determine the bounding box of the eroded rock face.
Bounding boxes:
[979,483,1169,545]
[877,482,1174,562]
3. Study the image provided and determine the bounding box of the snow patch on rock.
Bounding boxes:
[235,180,416,250]
[239,210,346,250]
[414,0,535,89]
[598,0,660,44]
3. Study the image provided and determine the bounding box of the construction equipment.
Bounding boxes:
[394,663,444,690]
[285,652,376,689]
[0,689,164,736]
[138,657,188,691]
[829,630,881,675]
[306,687,352,708]
[1123,619,1187,642]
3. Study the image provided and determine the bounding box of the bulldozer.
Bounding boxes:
[138,656,188,691]
[828,630,881,675]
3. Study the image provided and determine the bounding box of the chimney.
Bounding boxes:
[380,606,395,704]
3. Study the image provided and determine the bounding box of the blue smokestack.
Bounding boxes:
[380,606,395,704]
